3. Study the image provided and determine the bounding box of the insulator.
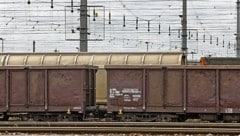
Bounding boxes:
[188,30,190,39]
[108,12,111,24]
[158,16,161,34]
[136,17,138,30]
[216,37,219,46]
[33,40,36,52]
[51,0,53,8]
[222,35,225,47]
[123,15,126,27]
[210,35,212,44]
[93,8,96,21]
[228,42,231,49]
[203,34,205,42]
[27,0,30,4]
[71,28,75,33]
[148,21,150,32]
[158,23,161,34]
[71,0,74,13]
[196,31,198,41]
[168,26,171,36]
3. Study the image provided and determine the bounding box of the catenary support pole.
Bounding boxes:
[0,38,3,53]
[182,0,187,53]
[237,0,240,57]
[33,40,36,52]
[79,0,88,52]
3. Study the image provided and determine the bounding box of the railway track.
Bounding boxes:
[0,122,240,134]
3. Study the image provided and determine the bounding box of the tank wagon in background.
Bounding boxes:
[0,52,185,106]
[0,65,97,121]
[105,65,240,122]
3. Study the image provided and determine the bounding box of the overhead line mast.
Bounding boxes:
[182,0,187,54]
[80,0,88,52]
[237,0,240,57]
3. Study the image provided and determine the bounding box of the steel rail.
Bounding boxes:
[0,122,240,134]
[0,127,240,134]
[0,121,240,128]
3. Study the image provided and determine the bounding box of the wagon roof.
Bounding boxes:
[0,52,185,66]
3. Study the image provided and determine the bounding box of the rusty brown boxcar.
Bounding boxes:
[0,52,185,105]
[105,65,240,122]
[0,65,97,121]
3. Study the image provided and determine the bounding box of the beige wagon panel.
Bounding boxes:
[0,55,5,66]
[143,54,160,64]
[161,54,183,65]
[96,69,107,104]
[59,55,76,65]
[109,54,126,64]
[75,54,92,65]
[126,55,143,64]
[3,52,185,66]
[42,55,59,66]
[5,55,26,66]
[26,55,44,65]
[92,54,109,65]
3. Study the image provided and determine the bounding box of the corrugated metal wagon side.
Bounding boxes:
[1,52,185,106]
[106,66,144,113]
[46,66,96,113]
[185,66,240,122]
[218,66,240,121]
[186,67,217,113]
[0,65,97,121]
[145,66,183,113]
[105,65,184,122]
[106,65,240,122]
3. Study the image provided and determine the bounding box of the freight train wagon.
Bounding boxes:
[105,65,240,122]
[200,57,240,65]
[0,65,97,121]
[0,52,185,106]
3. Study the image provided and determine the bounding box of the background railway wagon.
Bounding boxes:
[200,57,240,65]
[105,65,240,122]
[0,65,96,121]
[0,52,185,105]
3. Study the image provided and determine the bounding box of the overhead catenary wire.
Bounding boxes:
[0,0,236,57]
